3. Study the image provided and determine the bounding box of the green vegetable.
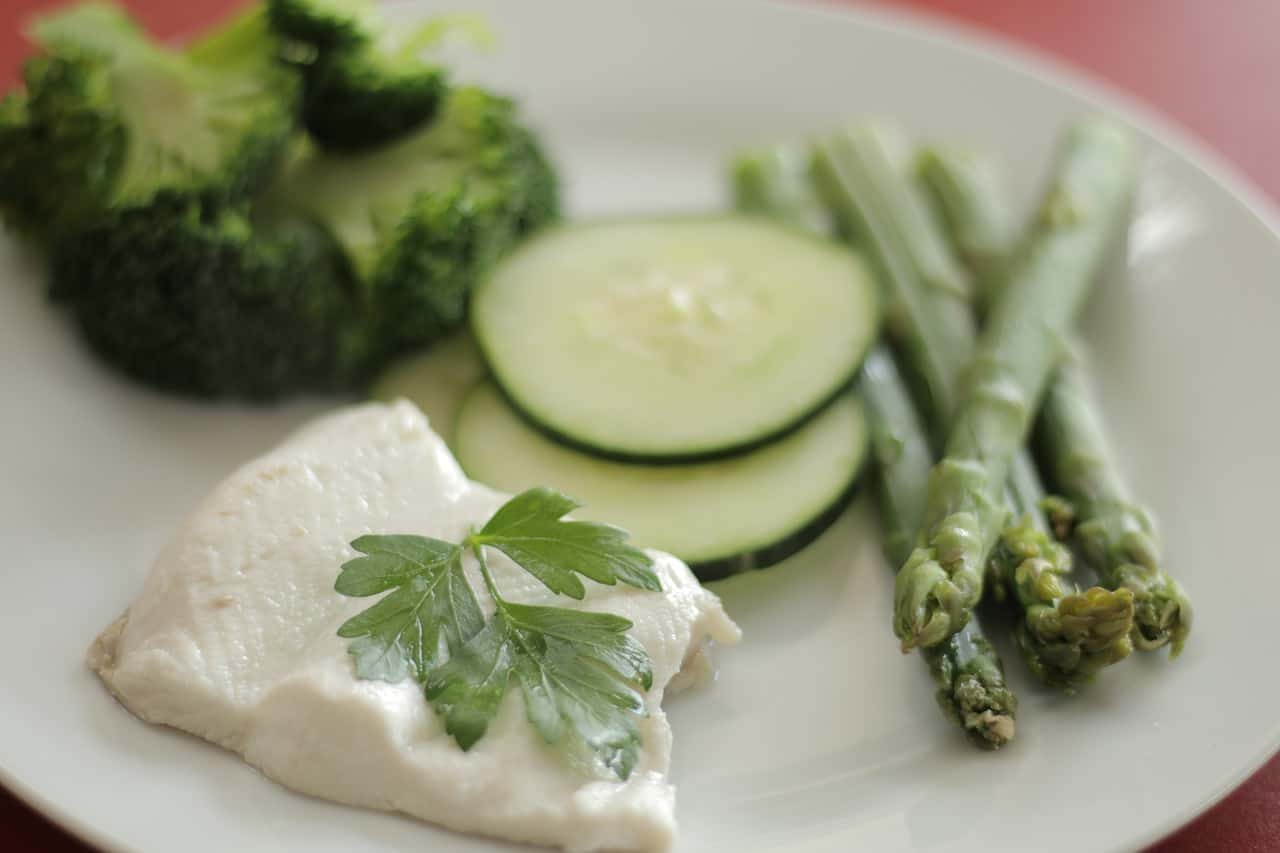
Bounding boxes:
[916,147,1019,288]
[860,347,1016,747]
[454,382,867,581]
[0,2,297,236]
[732,144,1015,747]
[336,486,660,779]
[469,216,876,462]
[7,2,558,399]
[891,120,1138,650]
[919,141,1144,680]
[730,144,831,235]
[270,85,559,358]
[267,0,479,150]
[50,198,366,398]
[1034,352,1192,655]
[267,0,372,49]
[813,125,975,443]
[991,454,1135,688]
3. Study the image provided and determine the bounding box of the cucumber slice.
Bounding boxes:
[370,332,485,438]
[453,381,868,580]
[470,217,878,462]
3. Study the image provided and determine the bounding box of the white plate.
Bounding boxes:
[2,1,1277,851]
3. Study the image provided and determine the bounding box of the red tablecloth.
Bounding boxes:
[1,1,1276,850]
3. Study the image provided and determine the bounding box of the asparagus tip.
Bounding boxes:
[1021,586,1136,689]
[894,548,968,650]
[1130,572,1192,657]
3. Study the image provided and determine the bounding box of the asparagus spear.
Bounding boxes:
[994,453,1135,687]
[1035,352,1192,655]
[919,144,1180,659]
[812,124,974,445]
[730,145,832,236]
[890,119,1138,650]
[861,346,1016,747]
[731,145,1016,747]
[916,147,1019,289]
[813,123,1134,679]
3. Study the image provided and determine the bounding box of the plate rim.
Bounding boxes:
[4,1,1278,851]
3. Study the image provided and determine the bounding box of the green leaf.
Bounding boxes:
[423,616,514,750]
[471,487,662,599]
[335,535,483,682]
[335,487,662,779]
[424,603,649,779]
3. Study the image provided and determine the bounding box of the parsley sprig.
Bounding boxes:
[335,487,662,779]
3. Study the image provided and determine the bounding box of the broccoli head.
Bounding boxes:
[267,0,459,151]
[50,194,371,399]
[268,86,560,356]
[299,50,447,152]
[0,3,298,236]
[267,0,374,51]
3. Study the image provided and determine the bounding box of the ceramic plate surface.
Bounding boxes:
[2,1,1277,851]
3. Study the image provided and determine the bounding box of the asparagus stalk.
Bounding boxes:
[889,119,1138,650]
[731,145,1016,747]
[1035,352,1192,655]
[994,454,1135,687]
[916,147,1019,289]
[730,145,832,235]
[861,347,1016,747]
[919,144,1175,660]
[812,125,975,444]
[813,123,1134,683]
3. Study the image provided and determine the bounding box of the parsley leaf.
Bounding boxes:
[335,487,662,779]
[471,486,662,598]
[335,535,483,682]
[425,601,651,779]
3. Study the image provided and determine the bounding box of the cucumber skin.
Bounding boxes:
[469,215,879,464]
[690,475,864,582]
[487,373,862,466]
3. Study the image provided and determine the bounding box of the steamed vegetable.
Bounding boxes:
[916,147,1019,287]
[51,198,365,398]
[991,454,1135,687]
[268,85,558,358]
[916,142,1138,685]
[0,3,297,237]
[816,125,1134,686]
[2,1,559,399]
[890,120,1138,650]
[1035,353,1192,655]
[732,144,1015,747]
[919,142,1174,663]
[813,125,974,435]
[860,347,1016,747]
[266,0,449,150]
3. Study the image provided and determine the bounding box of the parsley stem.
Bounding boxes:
[469,533,506,608]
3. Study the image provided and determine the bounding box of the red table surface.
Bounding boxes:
[1,0,1276,850]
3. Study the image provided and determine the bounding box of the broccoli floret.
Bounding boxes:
[50,194,371,399]
[6,3,560,401]
[0,3,298,235]
[267,0,373,51]
[300,51,447,151]
[267,0,453,151]
[268,86,559,355]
